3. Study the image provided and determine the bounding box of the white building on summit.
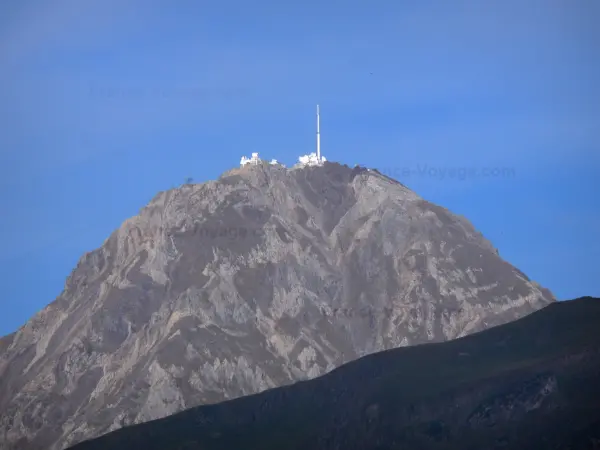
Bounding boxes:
[298,152,326,166]
[240,152,260,166]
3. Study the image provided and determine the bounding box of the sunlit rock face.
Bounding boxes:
[0,162,554,450]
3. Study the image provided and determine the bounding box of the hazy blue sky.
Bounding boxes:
[1,0,598,335]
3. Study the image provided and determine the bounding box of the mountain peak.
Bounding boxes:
[0,163,553,450]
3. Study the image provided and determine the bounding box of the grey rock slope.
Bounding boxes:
[0,162,554,450]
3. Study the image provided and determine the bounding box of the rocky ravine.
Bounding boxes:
[0,162,554,450]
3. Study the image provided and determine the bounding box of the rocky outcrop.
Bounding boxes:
[0,162,554,450]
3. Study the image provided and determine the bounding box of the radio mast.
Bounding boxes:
[316,104,321,162]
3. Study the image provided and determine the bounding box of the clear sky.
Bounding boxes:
[1,0,598,336]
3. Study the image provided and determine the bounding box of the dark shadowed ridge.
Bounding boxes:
[67,297,600,450]
[1,162,555,450]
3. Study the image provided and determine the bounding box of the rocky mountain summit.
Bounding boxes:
[0,161,554,450]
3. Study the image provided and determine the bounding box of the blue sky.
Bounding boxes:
[1,0,598,336]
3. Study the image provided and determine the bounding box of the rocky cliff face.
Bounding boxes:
[0,162,554,450]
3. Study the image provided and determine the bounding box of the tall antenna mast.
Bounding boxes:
[316,104,321,162]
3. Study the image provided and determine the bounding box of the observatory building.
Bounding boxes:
[240,152,261,166]
[298,152,326,166]
[239,153,283,167]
